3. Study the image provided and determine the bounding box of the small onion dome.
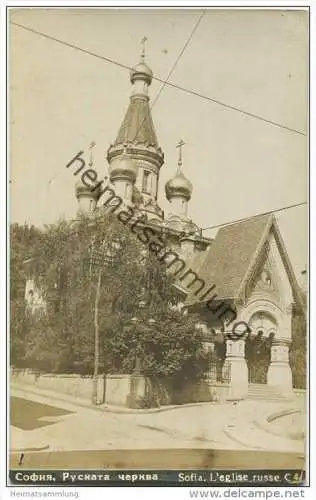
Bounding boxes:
[165,170,193,201]
[130,61,153,85]
[75,179,101,200]
[109,153,137,184]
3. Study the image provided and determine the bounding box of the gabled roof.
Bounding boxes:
[197,214,271,300]
[185,214,305,313]
[114,97,159,147]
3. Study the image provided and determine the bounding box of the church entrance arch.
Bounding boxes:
[245,311,277,384]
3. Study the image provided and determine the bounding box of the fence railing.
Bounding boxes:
[203,354,231,384]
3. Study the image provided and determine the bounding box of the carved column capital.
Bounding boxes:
[270,342,290,363]
[225,338,246,358]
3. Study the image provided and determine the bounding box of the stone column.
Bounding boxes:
[267,339,293,395]
[224,338,248,400]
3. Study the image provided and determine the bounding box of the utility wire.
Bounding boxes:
[135,10,206,143]
[11,20,306,137]
[201,201,307,232]
[151,10,206,108]
[42,12,205,190]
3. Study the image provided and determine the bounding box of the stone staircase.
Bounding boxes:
[247,383,291,401]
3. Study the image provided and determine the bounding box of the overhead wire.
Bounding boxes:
[11,20,307,137]
[201,201,307,232]
[10,19,307,222]
[14,11,206,189]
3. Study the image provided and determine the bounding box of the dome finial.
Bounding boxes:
[140,36,148,61]
[165,139,192,203]
[176,139,186,170]
[88,140,96,167]
[130,38,153,86]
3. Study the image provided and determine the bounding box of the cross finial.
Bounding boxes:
[176,139,186,167]
[140,36,148,61]
[88,141,96,166]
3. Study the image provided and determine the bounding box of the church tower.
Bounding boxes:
[165,139,193,218]
[107,38,164,221]
[75,148,102,215]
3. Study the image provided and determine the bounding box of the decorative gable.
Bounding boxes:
[244,228,294,310]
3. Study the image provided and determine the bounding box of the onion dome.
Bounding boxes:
[165,170,193,201]
[130,61,153,86]
[75,179,101,200]
[165,139,193,201]
[107,39,164,170]
[108,146,137,184]
[75,145,103,200]
[130,37,153,86]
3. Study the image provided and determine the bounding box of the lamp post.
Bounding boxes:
[92,264,102,405]
[88,237,120,405]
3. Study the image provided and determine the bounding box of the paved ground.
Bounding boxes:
[9,385,306,470]
[11,397,73,430]
[10,447,304,470]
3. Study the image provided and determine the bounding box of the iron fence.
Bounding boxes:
[203,349,231,384]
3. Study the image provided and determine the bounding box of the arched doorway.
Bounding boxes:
[246,312,277,384]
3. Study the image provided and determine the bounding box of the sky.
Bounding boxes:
[9,8,308,283]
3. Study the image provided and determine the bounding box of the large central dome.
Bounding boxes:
[130,61,153,85]
[107,50,164,167]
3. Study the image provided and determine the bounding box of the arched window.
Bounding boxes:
[142,170,151,193]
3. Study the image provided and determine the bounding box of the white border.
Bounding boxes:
[1,2,314,500]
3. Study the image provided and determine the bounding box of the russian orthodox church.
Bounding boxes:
[74,44,211,264]
[25,46,306,403]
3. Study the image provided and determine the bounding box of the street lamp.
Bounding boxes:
[88,237,120,405]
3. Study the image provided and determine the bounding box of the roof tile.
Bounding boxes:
[114,98,158,147]
[185,215,271,302]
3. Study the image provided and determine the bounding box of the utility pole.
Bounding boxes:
[92,265,102,405]
[90,237,120,405]
[90,238,107,406]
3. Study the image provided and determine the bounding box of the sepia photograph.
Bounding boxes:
[7,5,309,488]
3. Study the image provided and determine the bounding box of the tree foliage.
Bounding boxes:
[10,214,207,388]
[290,299,307,389]
[10,223,42,367]
[106,310,207,381]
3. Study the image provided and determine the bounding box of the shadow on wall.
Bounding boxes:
[127,377,230,408]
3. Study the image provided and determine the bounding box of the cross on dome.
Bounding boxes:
[176,139,186,168]
[165,139,193,202]
[88,140,96,167]
[140,36,148,61]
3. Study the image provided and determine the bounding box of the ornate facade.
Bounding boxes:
[26,49,306,402]
[74,49,210,260]
[71,50,306,400]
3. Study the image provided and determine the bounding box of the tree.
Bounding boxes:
[106,311,206,378]
[10,223,43,366]
[290,297,307,389]
[10,212,208,406]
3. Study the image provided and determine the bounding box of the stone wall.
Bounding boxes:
[11,369,102,403]
[105,374,133,406]
[11,369,230,407]
[173,380,230,404]
[10,369,146,407]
